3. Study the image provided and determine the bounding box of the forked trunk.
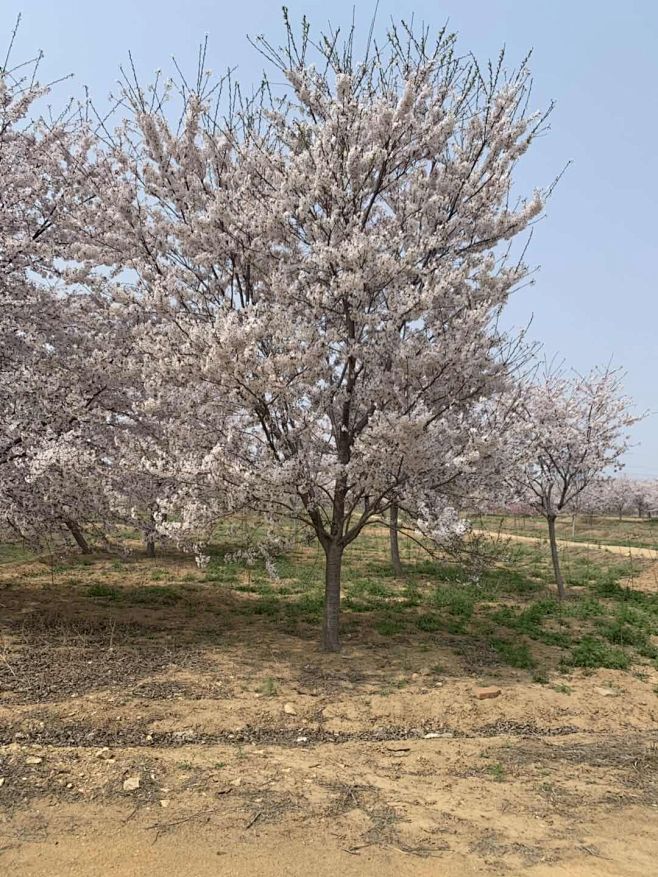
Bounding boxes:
[64,519,91,554]
[547,514,566,600]
[389,502,403,578]
[322,540,343,652]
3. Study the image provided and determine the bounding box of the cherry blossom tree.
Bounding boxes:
[0,32,144,550]
[0,39,105,546]
[74,18,554,650]
[624,479,658,519]
[596,476,631,520]
[506,366,639,598]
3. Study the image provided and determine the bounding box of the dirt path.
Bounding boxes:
[5,799,657,877]
[3,661,658,876]
[2,729,657,877]
[472,529,658,559]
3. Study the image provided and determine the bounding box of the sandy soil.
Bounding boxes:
[1,558,658,875]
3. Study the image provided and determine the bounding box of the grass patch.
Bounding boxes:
[431,584,475,633]
[490,638,535,669]
[126,585,181,606]
[239,597,280,617]
[375,616,407,637]
[348,577,396,599]
[87,583,122,601]
[490,601,572,648]
[480,567,541,596]
[259,676,279,697]
[416,612,441,632]
[486,762,507,782]
[2,515,655,683]
[565,636,631,670]
[552,683,572,695]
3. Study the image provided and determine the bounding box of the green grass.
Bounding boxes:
[552,683,572,695]
[416,612,441,632]
[565,636,631,670]
[127,585,181,606]
[259,676,279,697]
[207,530,658,675]
[87,583,122,601]
[0,542,35,564]
[430,584,475,633]
[490,638,536,669]
[4,514,658,680]
[375,616,407,637]
[486,762,507,782]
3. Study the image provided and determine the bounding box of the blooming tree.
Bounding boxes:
[0,38,148,551]
[625,479,658,519]
[506,366,639,598]
[76,19,552,650]
[595,476,631,520]
[0,18,649,653]
[0,44,99,543]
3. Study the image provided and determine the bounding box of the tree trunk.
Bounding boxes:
[389,502,403,578]
[571,514,576,540]
[64,519,91,554]
[547,515,566,600]
[322,540,343,652]
[145,534,156,558]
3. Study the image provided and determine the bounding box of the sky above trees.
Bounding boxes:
[6,0,657,475]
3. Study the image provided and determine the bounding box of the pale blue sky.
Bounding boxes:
[8,1,658,475]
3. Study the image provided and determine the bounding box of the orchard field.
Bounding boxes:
[1,519,658,876]
[2,6,658,876]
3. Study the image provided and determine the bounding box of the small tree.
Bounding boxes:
[508,366,639,599]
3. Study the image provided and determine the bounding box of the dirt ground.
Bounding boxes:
[1,551,658,875]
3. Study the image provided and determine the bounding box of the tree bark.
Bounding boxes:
[64,519,91,554]
[389,502,403,578]
[547,514,566,600]
[145,534,156,558]
[322,540,343,652]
